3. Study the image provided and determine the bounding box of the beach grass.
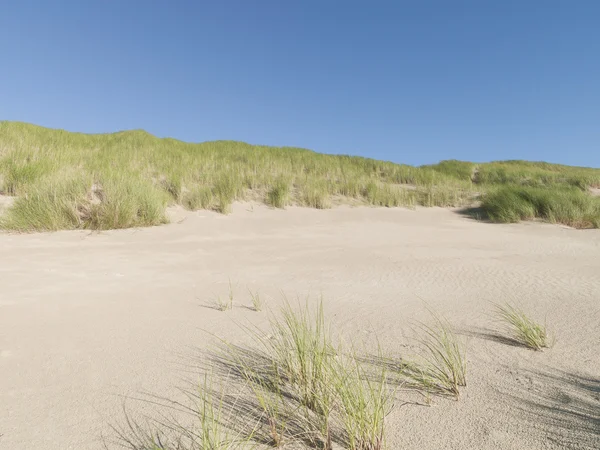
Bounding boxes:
[213,298,393,449]
[332,352,392,450]
[493,303,550,351]
[248,288,263,312]
[1,121,599,231]
[399,313,467,399]
[481,185,600,228]
[113,375,249,450]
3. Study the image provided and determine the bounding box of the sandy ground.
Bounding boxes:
[1,204,599,449]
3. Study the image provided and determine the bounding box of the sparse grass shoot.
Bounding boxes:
[248,288,263,312]
[228,279,235,310]
[113,374,248,449]
[212,294,232,312]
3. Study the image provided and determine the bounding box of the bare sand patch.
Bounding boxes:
[0,204,598,449]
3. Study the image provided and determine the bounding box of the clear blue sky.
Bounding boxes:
[1,1,599,167]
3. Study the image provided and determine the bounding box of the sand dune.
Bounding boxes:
[1,204,599,449]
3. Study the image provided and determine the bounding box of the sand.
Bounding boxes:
[1,204,599,449]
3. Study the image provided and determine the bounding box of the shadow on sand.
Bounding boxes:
[457,325,530,349]
[494,366,600,449]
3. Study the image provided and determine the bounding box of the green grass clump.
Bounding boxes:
[263,299,335,413]
[219,298,392,449]
[213,174,242,214]
[211,280,235,311]
[220,299,338,448]
[0,176,89,232]
[1,174,168,232]
[332,354,392,450]
[84,176,168,230]
[493,303,550,351]
[251,299,396,450]
[266,179,291,208]
[481,186,600,228]
[235,368,288,448]
[301,181,331,209]
[480,187,537,223]
[183,186,213,211]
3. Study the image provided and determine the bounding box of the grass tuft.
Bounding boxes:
[266,179,291,209]
[301,181,331,209]
[263,299,336,414]
[83,176,169,230]
[493,303,550,351]
[219,298,339,449]
[182,186,213,211]
[332,352,392,450]
[0,177,89,231]
[212,292,232,312]
[399,313,467,399]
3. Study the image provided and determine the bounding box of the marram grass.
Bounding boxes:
[493,303,550,351]
[1,121,599,231]
[481,186,600,228]
[398,312,467,400]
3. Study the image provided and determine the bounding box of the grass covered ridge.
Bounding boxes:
[0,121,599,231]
